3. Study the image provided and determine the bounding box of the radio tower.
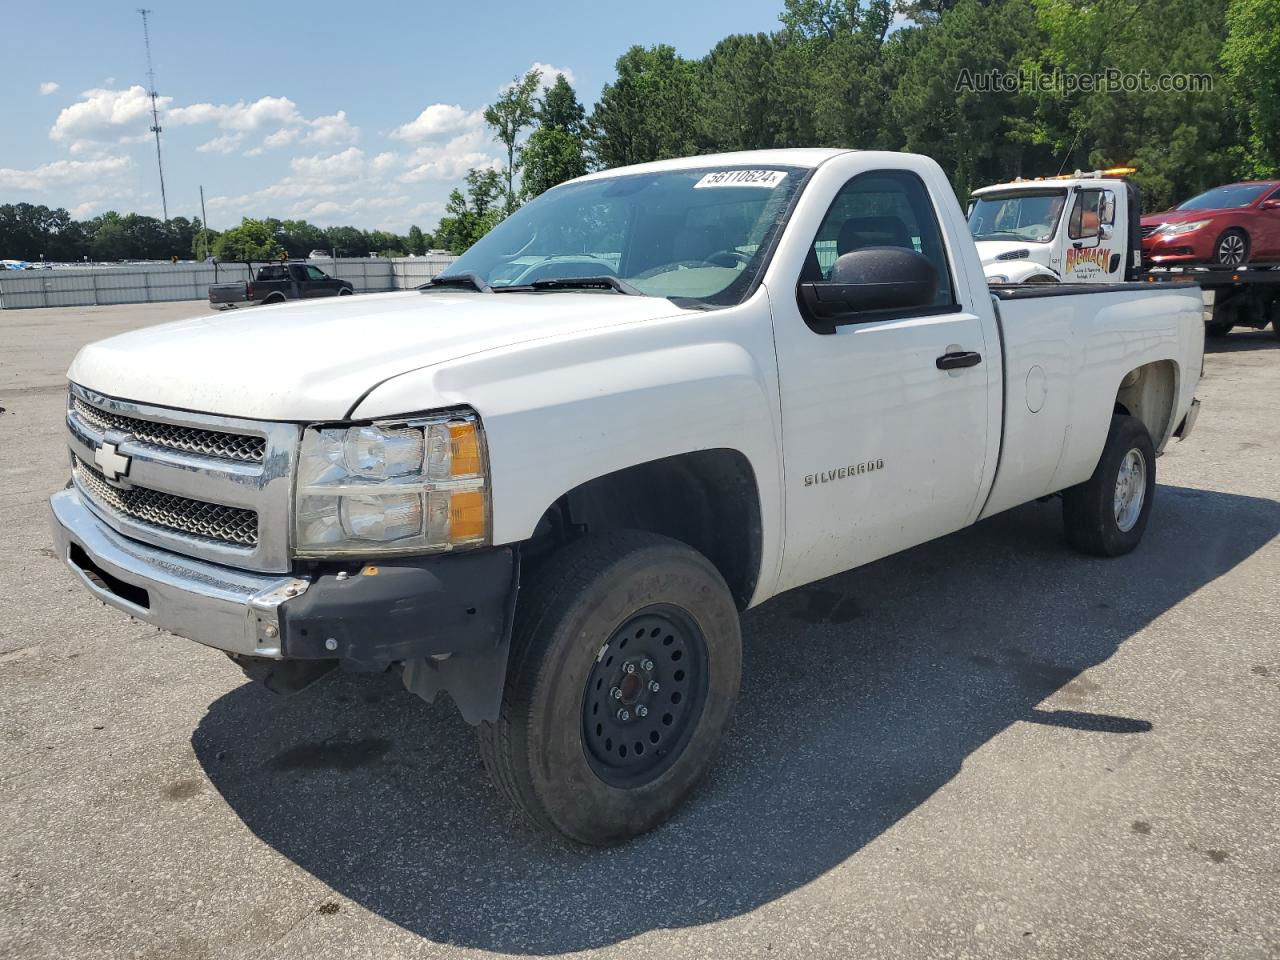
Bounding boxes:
[138,8,169,221]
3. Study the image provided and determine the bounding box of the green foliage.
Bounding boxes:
[540,75,587,135]
[211,218,285,261]
[406,225,429,256]
[1223,0,1280,177]
[434,168,506,254]
[485,69,543,213]
[588,45,702,167]
[520,77,589,199]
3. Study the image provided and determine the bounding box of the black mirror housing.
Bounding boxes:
[798,246,939,332]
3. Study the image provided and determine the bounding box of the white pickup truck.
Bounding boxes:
[49,149,1203,844]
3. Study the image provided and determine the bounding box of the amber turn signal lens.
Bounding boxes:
[449,422,482,477]
[448,490,486,542]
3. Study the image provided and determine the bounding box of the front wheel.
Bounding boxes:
[1213,229,1249,266]
[1062,414,1156,557]
[478,531,742,845]
[338,288,353,296]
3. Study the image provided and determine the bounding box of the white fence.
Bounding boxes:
[0,256,458,310]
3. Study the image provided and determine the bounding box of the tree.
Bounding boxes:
[1223,0,1280,177]
[588,45,701,168]
[485,69,542,212]
[540,74,586,135]
[521,128,589,199]
[521,76,589,199]
[212,219,285,261]
[434,168,505,254]
[406,225,429,255]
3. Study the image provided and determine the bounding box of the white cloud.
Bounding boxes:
[0,155,131,190]
[39,81,60,96]
[370,152,399,175]
[305,110,359,146]
[389,103,484,142]
[262,127,300,149]
[400,130,498,183]
[196,133,244,155]
[527,62,576,89]
[168,94,303,131]
[50,86,165,144]
[290,147,366,182]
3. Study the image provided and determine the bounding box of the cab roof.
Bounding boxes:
[572,149,855,183]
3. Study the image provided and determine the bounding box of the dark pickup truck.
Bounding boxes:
[208,261,354,309]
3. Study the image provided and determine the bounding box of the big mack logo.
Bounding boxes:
[1066,245,1112,276]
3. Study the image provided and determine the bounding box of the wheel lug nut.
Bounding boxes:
[623,662,637,674]
[641,659,655,672]
[610,686,623,700]
[617,709,630,722]
[648,680,660,692]
[636,705,648,718]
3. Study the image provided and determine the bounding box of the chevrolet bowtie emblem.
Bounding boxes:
[94,441,131,482]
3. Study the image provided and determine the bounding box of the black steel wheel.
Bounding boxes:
[582,606,709,788]
[477,530,741,845]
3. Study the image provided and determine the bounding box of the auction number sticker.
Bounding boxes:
[694,169,787,189]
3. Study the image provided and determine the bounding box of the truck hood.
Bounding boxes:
[69,290,689,420]
[974,240,1047,266]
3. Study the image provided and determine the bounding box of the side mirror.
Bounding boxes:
[1099,223,1114,241]
[798,247,939,332]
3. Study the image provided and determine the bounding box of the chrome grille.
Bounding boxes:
[74,455,259,548]
[72,395,265,463]
[1141,224,1158,238]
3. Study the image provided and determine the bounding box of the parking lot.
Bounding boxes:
[1,299,1277,959]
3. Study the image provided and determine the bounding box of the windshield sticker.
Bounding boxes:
[694,170,787,189]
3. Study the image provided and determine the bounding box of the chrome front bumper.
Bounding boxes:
[48,487,309,658]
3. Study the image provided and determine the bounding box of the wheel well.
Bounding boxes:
[1115,360,1178,448]
[524,450,763,610]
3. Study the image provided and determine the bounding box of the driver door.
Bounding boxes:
[769,167,994,593]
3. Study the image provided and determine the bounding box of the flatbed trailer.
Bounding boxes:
[1144,262,1280,337]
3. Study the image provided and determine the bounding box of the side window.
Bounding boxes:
[1068,189,1103,239]
[805,169,955,307]
[1100,189,1117,226]
[258,266,282,281]
[305,266,327,281]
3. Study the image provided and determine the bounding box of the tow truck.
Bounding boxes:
[968,168,1280,337]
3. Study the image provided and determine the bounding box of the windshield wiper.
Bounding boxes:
[526,276,643,296]
[421,272,492,293]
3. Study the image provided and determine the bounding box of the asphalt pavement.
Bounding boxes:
[1,300,1277,959]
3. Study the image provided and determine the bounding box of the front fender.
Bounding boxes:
[350,303,785,604]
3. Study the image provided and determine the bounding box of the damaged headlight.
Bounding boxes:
[294,411,489,557]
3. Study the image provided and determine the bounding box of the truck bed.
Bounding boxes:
[981,282,1203,519]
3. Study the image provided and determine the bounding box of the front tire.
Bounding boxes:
[1062,414,1156,557]
[478,531,742,845]
[1213,229,1249,266]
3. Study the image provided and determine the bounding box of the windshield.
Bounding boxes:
[967,190,1067,243]
[1176,184,1271,211]
[435,166,807,306]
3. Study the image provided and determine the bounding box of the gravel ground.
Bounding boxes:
[1,300,1277,960]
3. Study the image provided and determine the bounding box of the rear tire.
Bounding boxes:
[1062,414,1156,557]
[478,531,741,845]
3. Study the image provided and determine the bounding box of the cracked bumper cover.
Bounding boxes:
[48,486,517,672]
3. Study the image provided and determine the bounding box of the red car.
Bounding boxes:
[1141,180,1280,266]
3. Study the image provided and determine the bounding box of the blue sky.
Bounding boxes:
[0,0,791,233]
